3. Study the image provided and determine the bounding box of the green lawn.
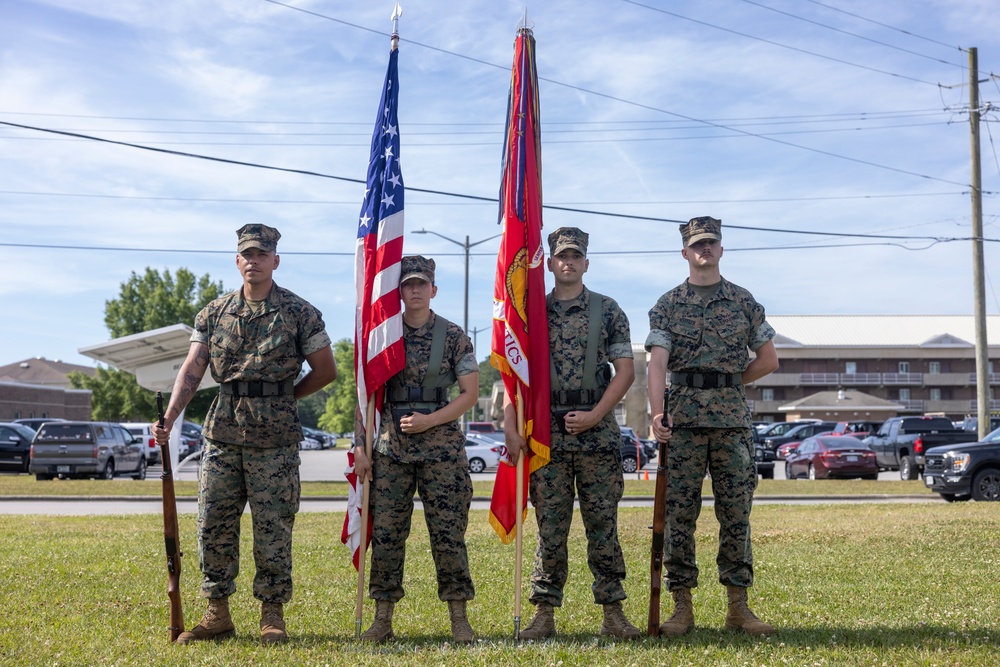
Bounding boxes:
[0,503,995,666]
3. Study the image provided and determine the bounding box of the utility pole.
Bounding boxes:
[968,47,992,441]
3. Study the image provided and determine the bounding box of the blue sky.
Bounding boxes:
[2,0,998,369]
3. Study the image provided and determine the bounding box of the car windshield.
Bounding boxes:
[984,426,1000,443]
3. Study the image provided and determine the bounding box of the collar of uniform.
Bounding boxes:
[681,277,733,303]
[407,309,438,337]
[230,282,282,317]
[546,285,590,315]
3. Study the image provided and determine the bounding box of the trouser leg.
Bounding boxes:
[528,450,576,606]
[417,457,475,601]
[708,428,757,588]
[368,452,416,602]
[198,439,247,599]
[575,450,627,604]
[245,443,301,603]
[665,429,709,590]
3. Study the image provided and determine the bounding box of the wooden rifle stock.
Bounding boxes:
[157,391,184,642]
[647,388,670,636]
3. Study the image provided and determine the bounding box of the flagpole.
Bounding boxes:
[354,396,377,638]
[514,386,525,638]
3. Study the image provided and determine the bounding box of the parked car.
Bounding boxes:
[620,426,648,474]
[763,421,838,454]
[299,434,323,450]
[785,436,878,480]
[0,422,37,473]
[833,420,883,436]
[121,422,161,465]
[465,432,505,473]
[754,442,776,479]
[639,438,659,461]
[776,441,801,460]
[960,416,1000,434]
[180,422,204,457]
[466,421,499,434]
[923,426,1000,502]
[13,417,67,431]
[29,421,147,480]
[302,426,333,449]
[757,419,821,441]
[865,416,975,480]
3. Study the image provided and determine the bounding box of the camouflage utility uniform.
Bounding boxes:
[530,286,633,607]
[645,278,775,590]
[194,283,331,603]
[369,311,478,603]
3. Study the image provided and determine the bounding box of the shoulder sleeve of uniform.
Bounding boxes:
[602,296,633,360]
[645,292,672,352]
[750,320,776,352]
[289,294,331,356]
[446,323,478,377]
[191,303,213,345]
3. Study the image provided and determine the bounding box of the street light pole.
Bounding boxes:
[412,229,502,431]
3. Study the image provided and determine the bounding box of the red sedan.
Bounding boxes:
[785,436,878,480]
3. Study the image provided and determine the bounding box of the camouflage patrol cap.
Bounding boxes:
[236,223,281,253]
[400,255,435,284]
[547,227,589,256]
[679,216,722,247]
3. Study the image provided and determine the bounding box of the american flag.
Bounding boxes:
[488,25,551,544]
[346,45,405,569]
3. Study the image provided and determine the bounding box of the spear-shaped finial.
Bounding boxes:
[391,2,402,50]
[518,8,534,33]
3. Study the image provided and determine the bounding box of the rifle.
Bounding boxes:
[156,391,184,642]
[647,388,670,636]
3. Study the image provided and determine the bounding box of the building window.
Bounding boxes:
[845,362,857,374]
[898,362,910,374]
[762,389,774,402]
[899,388,910,401]
[928,362,940,374]
[929,388,941,401]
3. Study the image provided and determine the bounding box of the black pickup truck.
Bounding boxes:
[864,416,976,480]
[923,426,1000,501]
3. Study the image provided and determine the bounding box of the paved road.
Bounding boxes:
[1,448,942,515]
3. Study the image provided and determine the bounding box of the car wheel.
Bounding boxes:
[899,456,918,480]
[131,457,147,481]
[468,458,486,474]
[101,460,115,480]
[808,464,816,480]
[971,467,1000,501]
[621,456,638,474]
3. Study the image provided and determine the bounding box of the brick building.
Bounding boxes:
[0,357,95,421]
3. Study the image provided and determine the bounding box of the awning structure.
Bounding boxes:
[78,323,217,392]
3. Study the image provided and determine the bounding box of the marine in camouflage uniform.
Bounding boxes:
[152,223,336,645]
[354,255,480,644]
[645,216,779,637]
[511,227,641,640]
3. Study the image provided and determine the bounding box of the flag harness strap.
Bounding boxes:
[386,315,455,405]
[550,291,606,407]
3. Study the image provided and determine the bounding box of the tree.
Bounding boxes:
[478,357,501,398]
[71,268,226,423]
[318,339,358,435]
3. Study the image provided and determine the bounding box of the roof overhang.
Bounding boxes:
[78,324,218,392]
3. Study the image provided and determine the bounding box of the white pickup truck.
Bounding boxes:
[29,421,148,481]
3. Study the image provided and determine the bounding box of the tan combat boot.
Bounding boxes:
[359,600,394,643]
[724,585,775,636]
[260,601,288,645]
[658,587,695,637]
[518,602,555,641]
[600,601,642,639]
[176,596,236,644]
[448,600,475,644]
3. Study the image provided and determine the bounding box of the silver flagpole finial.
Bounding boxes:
[391,2,402,48]
[518,8,534,32]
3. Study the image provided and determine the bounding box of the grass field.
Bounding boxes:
[0,502,996,666]
[0,475,936,498]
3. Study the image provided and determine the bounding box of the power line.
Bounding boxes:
[737,0,963,69]
[621,0,943,86]
[800,0,964,51]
